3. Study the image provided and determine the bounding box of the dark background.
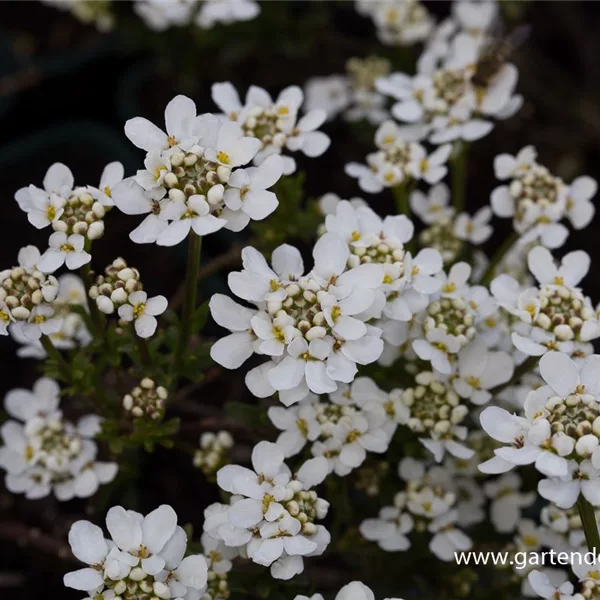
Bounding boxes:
[1,1,600,597]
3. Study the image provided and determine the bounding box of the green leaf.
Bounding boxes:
[224,402,270,428]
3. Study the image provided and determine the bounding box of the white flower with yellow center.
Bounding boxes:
[118,290,168,339]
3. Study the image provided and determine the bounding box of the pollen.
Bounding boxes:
[133,303,146,318]
[351,231,361,242]
[217,151,231,164]
[553,276,564,285]
[443,282,456,293]
[167,135,178,147]
[0,310,9,322]
[103,186,112,197]
[46,206,56,220]
[60,244,74,252]
[277,105,290,116]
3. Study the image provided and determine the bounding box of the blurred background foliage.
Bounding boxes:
[3,1,600,597]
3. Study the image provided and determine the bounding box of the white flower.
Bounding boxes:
[410,183,454,224]
[212,83,330,174]
[304,75,351,121]
[413,327,461,374]
[452,338,514,405]
[115,96,271,243]
[268,400,320,457]
[453,207,493,244]
[212,442,330,579]
[88,161,125,207]
[118,290,168,338]
[63,505,208,597]
[125,94,201,152]
[209,294,259,369]
[406,143,452,184]
[527,570,575,600]
[360,507,414,551]
[538,459,600,509]
[0,378,117,501]
[212,235,384,403]
[134,0,195,31]
[428,509,472,561]
[566,175,597,230]
[196,0,260,28]
[221,154,284,232]
[484,472,536,533]
[15,162,71,229]
[37,232,91,273]
[492,247,600,356]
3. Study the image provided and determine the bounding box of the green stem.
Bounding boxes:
[40,335,71,382]
[81,263,103,333]
[393,183,417,254]
[176,233,203,370]
[451,142,469,213]
[479,231,519,287]
[393,182,410,218]
[135,335,153,371]
[577,495,600,553]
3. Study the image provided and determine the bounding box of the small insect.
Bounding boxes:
[471,23,530,88]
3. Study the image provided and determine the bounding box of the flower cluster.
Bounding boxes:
[212,82,331,175]
[194,431,234,476]
[10,273,91,358]
[305,56,392,124]
[112,95,284,244]
[0,246,61,341]
[346,120,451,192]
[89,257,143,315]
[360,457,472,561]
[269,378,394,475]
[491,246,600,357]
[209,234,385,404]
[0,378,117,500]
[375,1,522,144]
[491,146,596,248]
[63,505,208,598]
[16,162,120,251]
[356,0,434,47]
[123,378,168,420]
[480,352,600,509]
[204,443,330,580]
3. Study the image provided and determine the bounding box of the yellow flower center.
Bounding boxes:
[103,186,112,197]
[217,151,231,164]
[133,303,146,318]
[167,135,177,147]
[60,244,74,252]
[47,206,56,220]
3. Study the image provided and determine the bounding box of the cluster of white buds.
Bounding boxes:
[0,378,117,500]
[356,0,434,47]
[0,246,61,341]
[360,457,471,561]
[53,186,107,241]
[491,146,596,248]
[422,295,476,347]
[346,120,451,192]
[400,372,472,461]
[89,257,143,315]
[123,378,168,420]
[194,431,234,475]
